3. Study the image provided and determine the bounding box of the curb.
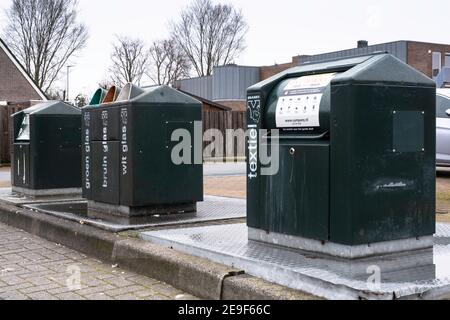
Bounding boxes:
[0,201,317,300]
[222,274,320,300]
[111,237,244,299]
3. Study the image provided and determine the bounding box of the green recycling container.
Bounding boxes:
[11,101,81,195]
[246,53,436,257]
[82,84,203,216]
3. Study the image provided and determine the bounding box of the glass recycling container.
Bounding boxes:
[11,101,82,196]
[246,54,436,258]
[82,84,203,217]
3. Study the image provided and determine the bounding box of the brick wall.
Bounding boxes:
[407,41,450,78]
[0,46,42,102]
[259,55,311,81]
[260,61,296,81]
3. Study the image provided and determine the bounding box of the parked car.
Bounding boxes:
[437,89,450,166]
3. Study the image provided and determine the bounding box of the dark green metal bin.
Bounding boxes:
[246,54,436,257]
[11,101,82,195]
[82,84,203,216]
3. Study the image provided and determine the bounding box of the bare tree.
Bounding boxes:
[147,39,190,86]
[74,93,88,108]
[46,88,65,101]
[108,36,148,87]
[3,0,88,93]
[98,79,114,90]
[170,0,248,77]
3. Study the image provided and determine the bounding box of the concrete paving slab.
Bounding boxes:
[0,221,197,300]
[0,197,318,299]
[141,223,450,300]
[0,200,242,299]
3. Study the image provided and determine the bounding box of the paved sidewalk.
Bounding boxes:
[0,167,9,188]
[204,162,246,176]
[0,222,197,300]
[204,176,246,199]
[436,169,450,223]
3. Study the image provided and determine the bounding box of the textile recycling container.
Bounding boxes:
[246,53,436,258]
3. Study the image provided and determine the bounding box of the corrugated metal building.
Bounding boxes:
[298,40,408,64]
[175,40,450,112]
[212,65,260,102]
[175,65,260,111]
[176,76,213,101]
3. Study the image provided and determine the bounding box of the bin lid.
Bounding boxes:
[89,88,107,105]
[16,114,30,141]
[129,85,202,105]
[116,83,145,102]
[102,86,121,103]
[13,101,81,117]
[248,54,435,93]
[332,54,436,86]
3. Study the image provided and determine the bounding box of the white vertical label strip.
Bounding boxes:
[23,152,26,184]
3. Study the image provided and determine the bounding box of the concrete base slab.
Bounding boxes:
[0,187,82,205]
[12,186,82,197]
[23,196,246,232]
[248,228,434,259]
[140,223,450,300]
[88,201,197,217]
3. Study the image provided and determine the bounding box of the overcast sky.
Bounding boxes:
[1,0,449,100]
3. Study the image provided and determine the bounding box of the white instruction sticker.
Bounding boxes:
[276,73,336,128]
[276,94,322,128]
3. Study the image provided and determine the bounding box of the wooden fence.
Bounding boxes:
[0,104,28,164]
[203,111,246,159]
[1,107,247,164]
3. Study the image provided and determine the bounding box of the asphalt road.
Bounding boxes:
[0,168,10,186]
[0,163,247,187]
[2,164,449,179]
[437,166,450,175]
[203,162,246,177]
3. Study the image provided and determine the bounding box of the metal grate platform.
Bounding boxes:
[141,223,450,300]
[23,196,245,232]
